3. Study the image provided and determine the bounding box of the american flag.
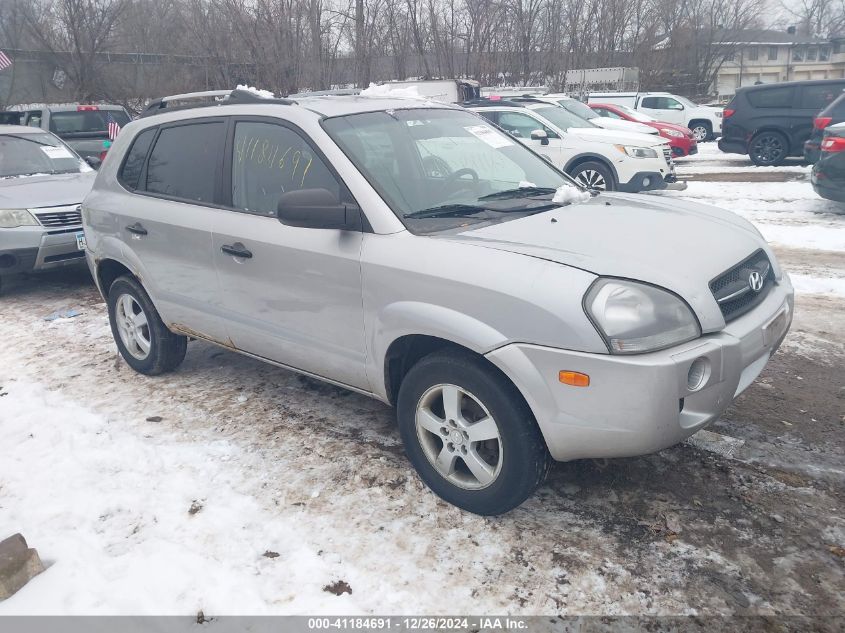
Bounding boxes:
[106,112,121,140]
[0,50,12,71]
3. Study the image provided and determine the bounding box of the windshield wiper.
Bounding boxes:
[479,186,556,201]
[405,204,490,219]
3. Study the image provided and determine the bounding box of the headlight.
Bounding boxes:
[616,145,658,158]
[585,279,700,354]
[661,128,684,138]
[0,209,38,228]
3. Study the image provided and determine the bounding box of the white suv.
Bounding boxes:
[468,98,675,192]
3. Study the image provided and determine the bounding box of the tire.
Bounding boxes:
[107,275,187,375]
[749,131,788,166]
[690,121,712,143]
[569,160,616,191]
[396,349,551,515]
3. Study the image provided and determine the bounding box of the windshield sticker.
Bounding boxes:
[464,125,513,149]
[41,146,74,160]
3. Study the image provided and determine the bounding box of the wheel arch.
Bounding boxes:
[96,258,135,298]
[563,153,619,184]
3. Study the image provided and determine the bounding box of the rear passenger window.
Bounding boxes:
[118,128,155,190]
[146,121,225,203]
[800,84,845,110]
[230,121,340,216]
[747,87,794,108]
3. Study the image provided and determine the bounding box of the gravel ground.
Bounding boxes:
[0,144,843,618]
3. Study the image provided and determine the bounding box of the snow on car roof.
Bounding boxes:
[296,95,458,118]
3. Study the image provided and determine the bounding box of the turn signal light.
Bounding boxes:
[559,371,590,387]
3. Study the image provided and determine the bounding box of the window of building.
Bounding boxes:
[793,47,804,61]
[768,46,778,61]
[748,46,759,61]
[820,46,831,61]
[146,121,225,204]
[807,47,818,61]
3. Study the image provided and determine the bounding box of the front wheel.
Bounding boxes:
[397,350,551,515]
[107,275,187,375]
[569,161,615,191]
[749,131,788,166]
[690,122,712,142]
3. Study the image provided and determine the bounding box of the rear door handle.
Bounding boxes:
[221,242,253,259]
[125,222,148,236]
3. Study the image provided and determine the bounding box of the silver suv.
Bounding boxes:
[82,89,793,515]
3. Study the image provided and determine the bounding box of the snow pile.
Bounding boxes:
[235,84,275,99]
[360,83,423,99]
[553,184,592,205]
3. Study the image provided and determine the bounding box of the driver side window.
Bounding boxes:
[495,111,558,139]
[231,121,341,216]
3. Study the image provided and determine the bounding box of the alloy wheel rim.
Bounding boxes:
[753,136,784,163]
[692,126,708,141]
[115,293,151,360]
[415,384,503,490]
[575,169,607,190]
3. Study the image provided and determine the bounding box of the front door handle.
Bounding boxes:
[126,222,148,236]
[221,242,253,259]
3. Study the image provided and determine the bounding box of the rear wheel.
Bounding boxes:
[397,350,551,515]
[107,276,187,375]
[749,131,788,166]
[569,161,615,191]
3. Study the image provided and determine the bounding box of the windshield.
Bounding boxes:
[323,108,584,232]
[533,106,595,130]
[0,132,91,178]
[557,99,599,120]
[616,104,655,122]
[49,109,130,138]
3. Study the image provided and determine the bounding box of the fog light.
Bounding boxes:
[642,177,651,187]
[687,357,710,391]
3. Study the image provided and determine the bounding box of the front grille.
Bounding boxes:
[33,204,82,228]
[710,249,774,322]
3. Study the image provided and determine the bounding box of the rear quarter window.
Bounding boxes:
[118,127,156,190]
[747,86,794,108]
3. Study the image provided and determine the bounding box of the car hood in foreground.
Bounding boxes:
[0,171,96,209]
[436,193,773,332]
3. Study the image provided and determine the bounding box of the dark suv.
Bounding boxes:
[804,91,845,163]
[719,80,845,166]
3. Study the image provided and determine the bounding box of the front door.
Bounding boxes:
[639,96,685,125]
[212,118,369,390]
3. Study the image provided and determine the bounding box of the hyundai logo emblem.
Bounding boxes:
[748,271,764,293]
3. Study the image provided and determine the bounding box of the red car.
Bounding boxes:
[590,103,698,158]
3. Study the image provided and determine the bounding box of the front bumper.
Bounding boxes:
[0,226,87,275]
[617,171,672,193]
[486,275,794,461]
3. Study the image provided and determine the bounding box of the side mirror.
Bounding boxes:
[84,155,102,169]
[276,188,361,231]
[530,129,549,145]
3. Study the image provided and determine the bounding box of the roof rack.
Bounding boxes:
[140,88,295,118]
[462,96,541,108]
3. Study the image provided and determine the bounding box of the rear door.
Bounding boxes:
[212,117,368,390]
[791,82,845,150]
[638,96,685,124]
[111,118,229,341]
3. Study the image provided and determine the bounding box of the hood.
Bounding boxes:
[592,118,659,136]
[651,121,693,136]
[568,126,666,147]
[0,171,96,209]
[434,193,770,332]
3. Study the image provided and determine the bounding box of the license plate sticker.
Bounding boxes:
[76,231,87,251]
